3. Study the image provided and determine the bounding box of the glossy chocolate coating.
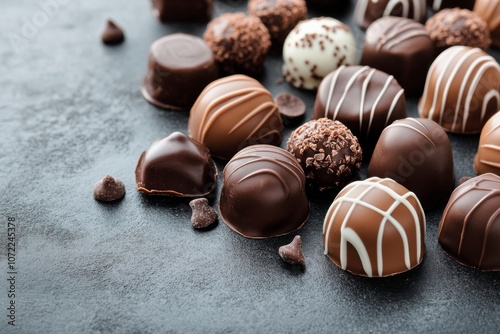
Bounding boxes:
[473,0,500,48]
[323,177,426,277]
[141,34,219,110]
[368,118,455,208]
[150,0,213,22]
[355,0,426,29]
[313,65,407,151]
[135,132,217,197]
[219,145,310,239]
[418,46,500,134]
[428,0,475,11]
[475,111,500,176]
[189,75,283,160]
[438,173,500,271]
[360,17,434,96]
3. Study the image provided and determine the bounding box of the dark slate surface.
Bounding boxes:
[1,1,500,333]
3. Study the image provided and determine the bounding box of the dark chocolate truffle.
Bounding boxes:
[150,0,213,22]
[425,8,491,52]
[313,65,407,151]
[101,20,125,45]
[248,0,307,46]
[323,177,426,277]
[93,175,126,202]
[204,12,271,74]
[474,111,500,176]
[438,173,500,271]
[428,0,475,11]
[135,132,217,197]
[286,118,363,192]
[418,46,500,134]
[219,145,310,239]
[141,33,219,110]
[355,0,426,29]
[473,0,500,48]
[360,16,435,96]
[189,75,283,160]
[368,118,455,208]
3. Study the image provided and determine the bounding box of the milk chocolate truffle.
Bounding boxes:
[204,13,271,74]
[287,118,363,192]
[355,0,426,29]
[313,65,407,150]
[428,0,475,11]
[141,34,219,110]
[150,0,213,22]
[438,173,500,271]
[189,75,283,160]
[425,8,491,52]
[419,46,500,134]
[323,177,426,277]
[368,118,455,208]
[135,132,217,197]
[360,17,435,96]
[219,145,310,239]
[283,17,357,90]
[474,111,500,176]
[248,0,307,46]
[474,0,500,48]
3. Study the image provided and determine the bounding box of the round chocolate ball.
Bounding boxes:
[428,0,475,11]
[355,0,426,29]
[473,0,500,48]
[475,111,500,176]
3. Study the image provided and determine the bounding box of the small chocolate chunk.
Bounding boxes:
[275,92,306,121]
[93,175,126,202]
[279,235,305,266]
[189,198,218,229]
[101,19,125,45]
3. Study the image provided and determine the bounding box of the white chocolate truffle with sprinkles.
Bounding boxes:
[282,17,357,90]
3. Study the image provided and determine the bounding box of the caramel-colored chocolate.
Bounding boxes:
[475,111,500,176]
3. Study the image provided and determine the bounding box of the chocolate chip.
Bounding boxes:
[93,175,126,202]
[101,19,125,45]
[189,198,218,229]
[279,235,305,266]
[275,92,306,121]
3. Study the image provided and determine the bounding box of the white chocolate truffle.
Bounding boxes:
[282,17,358,90]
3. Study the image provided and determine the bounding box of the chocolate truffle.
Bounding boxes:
[219,145,310,239]
[101,20,125,45]
[355,0,426,29]
[313,65,407,151]
[286,118,363,192]
[368,118,455,208]
[425,8,491,52]
[141,34,219,110]
[474,111,500,176]
[428,0,475,11]
[204,13,271,74]
[150,0,213,22]
[418,46,500,134]
[474,0,500,48]
[438,173,500,271]
[189,75,283,160]
[323,177,426,277]
[135,132,217,197]
[93,176,126,202]
[360,16,435,96]
[282,17,357,90]
[248,0,307,46]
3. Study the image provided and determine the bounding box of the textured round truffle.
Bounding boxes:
[141,33,219,110]
[475,111,500,176]
[428,0,475,11]
[189,75,283,160]
[286,118,363,192]
[418,46,500,134]
[368,118,455,208]
[282,17,357,90]
[93,175,126,202]
[355,0,426,29]
[313,65,407,151]
[219,145,310,239]
[204,12,271,74]
[438,173,500,271]
[360,16,435,96]
[248,0,307,46]
[473,0,500,48]
[425,8,491,52]
[135,132,217,197]
[323,177,426,277]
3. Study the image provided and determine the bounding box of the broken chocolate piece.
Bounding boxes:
[279,235,305,266]
[189,198,218,229]
[93,175,126,202]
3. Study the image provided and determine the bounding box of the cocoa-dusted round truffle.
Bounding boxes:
[425,8,491,52]
[474,111,500,176]
[286,118,363,192]
[473,0,500,48]
[204,12,271,74]
[428,0,475,11]
[323,177,426,277]
[219,145,310,239]
[368,118,455,208]
[248,0,307,46]
[313,65,407,152]
[189,75,283,160]
[438,173,500,271]
[355,0,426,29]
[419,46,500,134]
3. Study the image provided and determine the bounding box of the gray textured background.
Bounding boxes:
[1,0,499,333]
